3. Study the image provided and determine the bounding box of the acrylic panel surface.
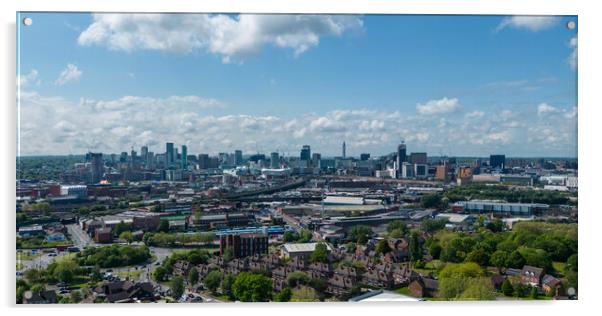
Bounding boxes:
[16,12,578,304]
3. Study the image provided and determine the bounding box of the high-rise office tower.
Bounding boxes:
[490,154,506,169]
[166,142,174,167]
[89,152,103,183]
[141,146,148,160]
[396,141,407,171]
[270,152,280,169]
[198,154,210,170]
[181,145,188,169]
[360,153,370,161]
[312,153,322,169]
[234,150,243,166]
[342,141,346,158]
[300,145,311,162]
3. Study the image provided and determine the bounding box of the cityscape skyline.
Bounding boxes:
[17,13,578,157]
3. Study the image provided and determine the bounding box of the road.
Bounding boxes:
[66,224,94,249]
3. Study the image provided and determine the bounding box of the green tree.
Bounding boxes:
[409,231,423,262]
[291,286,320,302]
[501,279,514,296]
[428,241,442,260]
[283,231,296,242]
[421,218,448,233]
[457,278,495,300]
[490,250,509,272]
[113,221,132,237]
[70,290,83,303]
[52,259,80,284]
[153,266,168,282]
[90,266,103,282]
[438,262,484,300]
[465,248,490,267]
[375,239,392,255]
[170,276,185,300]
[203,270,223,294]
[24,268,44,284]
[530,286,538,299]
[286,271,310,288]
[119,231,133,244]
[421,194,442,208]
[30,283,45,294]
[274,287,292,302]
[297,229,313,243]
[309,243,329,263]
[486,219,505,233]
[347,225,373,245]
[387,220,408,237]
[221,274,236,299]
[158,220,170,233]
[232,272,272,302]
[223,247,234,262]
[188,268,199,286]
[565,254,578,289]
[505,250,526,269]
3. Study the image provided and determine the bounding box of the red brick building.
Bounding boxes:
[219,233,268,258]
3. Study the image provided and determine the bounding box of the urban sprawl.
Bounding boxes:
[16,141,578,303]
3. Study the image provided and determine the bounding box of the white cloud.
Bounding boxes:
[466,110,485,118]
[17,91,578,157]
[537,102,561,115]
[309,116,347,132]
[55,64,82,86]
[496,16,561,32]
[565,106,577,119]
[568,36,577,70]
[78,14,363,63]
[416,97,459,115]
[18,69,39,87]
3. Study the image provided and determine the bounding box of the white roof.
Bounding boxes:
[436,213,472,223]
[282,242,332,253]
[322,196,364,205]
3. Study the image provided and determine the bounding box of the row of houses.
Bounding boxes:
[172,251,438,299]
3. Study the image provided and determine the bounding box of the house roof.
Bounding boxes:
[522,265,544,277]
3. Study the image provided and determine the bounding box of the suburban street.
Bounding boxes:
[67,223,94,249]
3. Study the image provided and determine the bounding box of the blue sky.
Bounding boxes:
[17,13,577,157]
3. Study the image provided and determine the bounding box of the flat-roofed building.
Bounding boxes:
[322,196,364,205]
[281,242,333,260]
[220,233,268,258]
[456,200,548,216]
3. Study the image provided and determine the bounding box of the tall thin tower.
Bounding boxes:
[342,141,346,158]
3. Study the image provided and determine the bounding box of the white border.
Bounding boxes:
[2,1,599,316]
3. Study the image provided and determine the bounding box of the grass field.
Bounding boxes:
[117,270,143,280]
[16,251,42,261]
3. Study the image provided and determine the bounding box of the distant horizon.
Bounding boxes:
[16,152,578,160]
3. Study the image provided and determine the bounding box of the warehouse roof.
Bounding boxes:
[282,242,332,253]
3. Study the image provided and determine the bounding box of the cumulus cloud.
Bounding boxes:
[18,69,39,87]
[416,97,459,115]
[17,90,577,157]
[537,102,561,115]
[496,16,561,32]
[78,13,364,63]
[55,64,82,86]
[466,110,485,118]
[568,36,577,70]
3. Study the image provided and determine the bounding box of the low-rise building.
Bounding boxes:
[281,242,333,260]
